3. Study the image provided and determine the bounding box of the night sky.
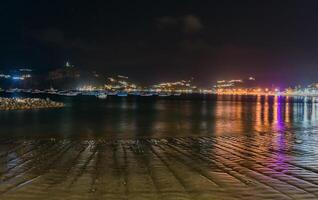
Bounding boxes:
[1,0,318,86]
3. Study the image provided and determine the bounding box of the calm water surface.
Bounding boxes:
[1,94,318,140]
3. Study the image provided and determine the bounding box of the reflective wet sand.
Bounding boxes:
[1,136,318,200]
[1,95,318,199]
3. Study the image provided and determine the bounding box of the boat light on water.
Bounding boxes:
[58,91,80,96]
[107,91,118,96]
[158,93,171,97]
[140,92,153,96]
[97,93,107,99]
[117,92,128,97]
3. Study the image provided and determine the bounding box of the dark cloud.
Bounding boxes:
[156,14,203,33]
[34,28,96,52]
[182,15,203,32]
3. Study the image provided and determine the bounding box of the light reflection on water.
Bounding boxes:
[0,95,318,140]
[1,95,318,199]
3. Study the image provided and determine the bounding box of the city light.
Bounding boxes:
[12,76,25,80]
[2,66,318,98]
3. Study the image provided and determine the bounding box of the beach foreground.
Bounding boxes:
[1,135,318,200]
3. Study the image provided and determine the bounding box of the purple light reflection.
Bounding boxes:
[273,96,289,170]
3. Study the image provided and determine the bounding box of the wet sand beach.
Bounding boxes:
[1,94,318,199]
[1,136,318,200]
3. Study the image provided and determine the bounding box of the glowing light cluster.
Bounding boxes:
[0,74,11,79]
[77,85,97,91]
[216,88,281,96]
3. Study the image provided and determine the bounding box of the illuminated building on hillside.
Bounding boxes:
[0,72,11,79]
[214,77,256,89]
[49,62,80,80]
[104,75,138,91]
[11,69,33,80]
[151,79,197,93]
[0,68,34,89]
[213,77,279,95]
[0,68,33,81]
[48,61,81,89]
